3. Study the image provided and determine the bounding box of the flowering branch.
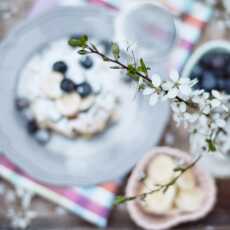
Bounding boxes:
[68,35,230,203]
[115,154,201,205]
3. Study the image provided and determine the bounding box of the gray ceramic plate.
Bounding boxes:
[0,6,170,186]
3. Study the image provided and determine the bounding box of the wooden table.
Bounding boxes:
[1,1,230,229]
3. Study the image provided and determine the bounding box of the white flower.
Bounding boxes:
[143,87,152,96]
[151,74,162,87]
[171,101,187,113]
[141,68,229,157]
[142,86,161,106]
[162,81,174,91]
[167,88,179,99]
[215,118,226,128]
[171,102,179,112]
[184,113,198,123]
[199,115,208,126]
[165,70,193,99]
[210,98,221,108]
[202,105,211,114]
[178,78,192,96]
[212,90,222,100]
[142,74,163,106]
[179,102,187,113]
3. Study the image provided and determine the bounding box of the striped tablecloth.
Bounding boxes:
[0,0,212,228]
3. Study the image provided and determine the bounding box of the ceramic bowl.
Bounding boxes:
[126,147,216,230]
[0,6,170,186]
[181,40,230,178]
[182,40,230,79]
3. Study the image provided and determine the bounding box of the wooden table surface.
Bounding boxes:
[1,1,230,229]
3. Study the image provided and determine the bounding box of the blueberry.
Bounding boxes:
[60,78,76,93]
[211,55,225,69]
[190,65,204,79]
[15,98,29,111]
[27,119,39,134]
[225,80,230,93]
[100,40,112,54]
[53,61,68,74]
[201,71,217,91]
[200,53,214,68]
[79,56,93,69]
[217,78,226,92]
[35,129,51,145]
[214,70,224,80]
[221,52,230,64]
[226,65,230,77]
[76,82,93,97]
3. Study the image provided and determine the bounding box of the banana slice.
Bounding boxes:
[176,169,196,190]
[31,98,61,125]
[41,72,63,99]
[79,96,95,112]
[147,155,176,184]
[70,115,107,135]
[175,188,204,212]
[141,178,156,191]
[46,119,75,138]
[140,184,176,215]
[56,93,81,117]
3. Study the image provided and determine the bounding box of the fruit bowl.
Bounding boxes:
[182,40,230,93]
[182,40,230,177]
[126,147,216,230]
[0,6,170,186]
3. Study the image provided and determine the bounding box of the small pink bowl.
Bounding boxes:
[126,147,217,230]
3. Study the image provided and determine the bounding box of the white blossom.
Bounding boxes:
[143,74,164,106]
[140,69,230,155]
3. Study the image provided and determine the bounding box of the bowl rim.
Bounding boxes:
[181,40,230,80]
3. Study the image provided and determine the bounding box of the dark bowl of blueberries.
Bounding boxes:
[182,40,230,94]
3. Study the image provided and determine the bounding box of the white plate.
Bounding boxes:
[0,6,170,186]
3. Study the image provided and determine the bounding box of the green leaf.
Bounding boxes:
[80,35,88,43]
[127,64,139,81]
[114,195,127,205]
[112,43,120,60]
[173,167,183,172]
[140,58,147,73]
[127,64,136,75]
[137,58,150,74]
[78,50,88,55]
[206,139,216,152]
[68,38,81,47]
[68,35,88,48]
[114,195,136,205]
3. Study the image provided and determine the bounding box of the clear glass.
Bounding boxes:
[116,1,177,77]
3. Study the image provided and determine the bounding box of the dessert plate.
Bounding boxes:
[0,6,170,186]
